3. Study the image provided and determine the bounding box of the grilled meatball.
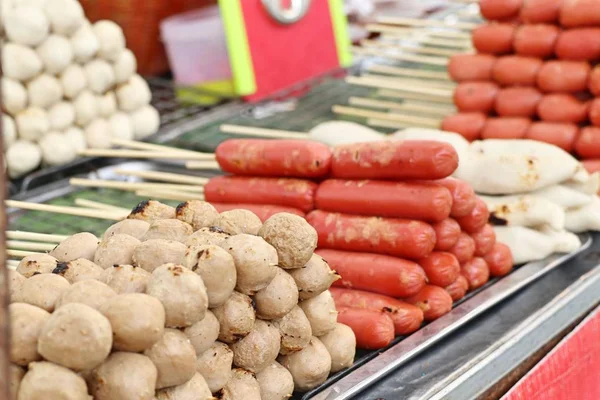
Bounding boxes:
[13,273,70,312]
[10,303,50,366]
[49,232,99,262]
[254,268,299,320]
[186,226,231,248]
[144,328,197,389]
[183,309,220,355]
[231,319,281,373]
[8,270,26,300]
[133,239,187,273]
[55,279,116,310]
[51,258,104,283]
[128,200,176,222]
[94,233,140,269]
[89,352,157,400]
[142,219,193,243]
[101,264,151,294]
[273,305,312,355]
[278,337,332,392]
[256,361,294,400]
[259,213,317,269]
[176,200,219,230]
[103,219,150,240]
[18,361,89,400]
[212,291,256,344]
[16,254,58,277]
[9,364,24,400]
[318,323,356,373]
[289,253,339,300]
[195,341,234,393]
[218,368,261,400]
[298,290,338,337]
[155,373,213,400]
[213,209,262,235]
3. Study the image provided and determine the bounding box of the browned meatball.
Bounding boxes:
[259,213,317,269]
[133,239,187,273]
[101,264,151,294]
[10,303,51,366]
[94,233,141,269]
[212,291,256,344]
[155,373,213,400]
[256,361,294,400]
[254,268,299,320]
[213,209,262,235]
[55,279,116,310]
[13,273,70,312]
[9,364,24,400]
[183,309,220,355]
[49,232,99,262]
[289,254,339,300]
[319,323,356,373]
[144,328,197,389]
[16,254,58,277]
[103,219,150,240]
[298,290,338,337]
[18,361,89,400]
[186,226,231,248]
[176,200,219,230]
[195,342,233,393]
[51,258,104,283]
[278,337,332,392]
[232,319,281,373]
[142,219,193,243]
[8,270,26,300]
[89,352,157,400]
[218,368,261,400]
[128,200,176,222]
[273,305,312,355]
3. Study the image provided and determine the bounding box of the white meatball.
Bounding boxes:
[63,126,87,152]
[130,105,160,139]
[278,337,332,392]
[4,6,49,46]
[108,112,133,140]
[319,323,356,373]
[298,291,338,337]
[43,0,84,35]
[113,49,137,84]
[92,20,126,62]
[84,118,111,149]
[70,22,99,63]
[84,59,116,94]
[36,34,73,74]
[116,75,151,112]
[6,141,42,178]
[39,132,77,166]
[2,78,27,115]
[15,108,49,141]
[2,43,43,82]
[60,64,87,100]
[27,75,63,109]
[74,91,98,127]
[3,115,17,149]
[48,102,75,131]
[98,91,117,117]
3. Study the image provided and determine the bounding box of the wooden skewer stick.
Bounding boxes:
[352,46,448,66]
[376,89,454,104]
[367,64,450,80]
[376,16,478,30]
[332,105,441,128]
[220,124,307,139]
[366,23,472,40]
[7,260,20,270]
[74,199,131,214]
[348,97,454,117]
[361,41,459,57]
[69,178,205,193]
[185,160,221,170]
[380,34,473,49]
[362,73,455,89]
[135,189,206,202]
[7,249,44,258]
[114,169,210,185]
[5,200,127,221]
[6,231,68,243]
[78,149,215,161]
[367,118,413,130]
[347,76,453,98]
[7,240,57,252]
[110,139,200,155]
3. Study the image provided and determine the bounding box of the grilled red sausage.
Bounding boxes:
[588,65,600,95]
[492,56,543,86]
[336,307,395,349]
[456,198,490,233]
[520,0,563,23]
[481,117,531,140]
[433,219,461,251]
[525,122,580,152]
[588,98,600,126]
[441,112,487,141]
[454,81,499,113]
[209,203,305,221]
[537,94,590,123]
[449,232,476,264]
[470,224,497,257]
[480,0,523,20]
[484,243,514,276]
[308,210,436,259]
[575,126,600,158]
[495,87,542,117]
[403,285,453,322]
[418,252,461,287]
[556,28,600,60]
[435,178,477,218]
[445,275,469,302]
[560,0,600,27]
[315,179,452,222]
[537,60,591,93]
[472,23,516,54]
[320,249,427,298]
[514,24,560,58]
[448,53,497,82]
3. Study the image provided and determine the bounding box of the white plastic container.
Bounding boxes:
[160,6,232,86]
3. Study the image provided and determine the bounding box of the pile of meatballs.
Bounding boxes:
[7,199,356,399]
[1,0,160,178]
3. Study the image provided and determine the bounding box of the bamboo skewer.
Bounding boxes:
[110,139,200,155]
[69,178,205,193]
[367,64,450,80]
[376,16,478,30]
[376,89,454,104]
[366,24,472,40]
[381,34,473,49]
[7,249,44,258]
[185,160,222,170]
[74,199,131,214]
[347,76,453,98]
[7,260,20,270]
[362,73,455,89]
[135,189,206,202]
[6,231,68,243]
[114,169,210,185]
[6,200,127,221]
[353,46,449,66]
[332,105,441,128]
[367,119,413,130]
[78,149,215,161]
[7,240,57,252]
[360,41,459,57]
[348,97,454,117]
[220,124,307,139]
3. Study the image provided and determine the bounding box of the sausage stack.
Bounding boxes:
[7,200,358,399]
[202,138,514,349]
[441,0,600,173]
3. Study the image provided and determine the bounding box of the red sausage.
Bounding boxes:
[470,224,496,257]
[492,56,543,86]
[589,98,600,126]
[336,307,395,349]
[556,28,600,60]
[453,82,499,113]
[315,179,452,222]
[404,285,453,322]
[418,252,460,287]
[481,117,531,140]
[331,141,458,180]
[308,210,436,259]
[449,232,476,264]
[215,139,331,178]
[514,24,560,58]
[448,54,497,82]
[574,126,600,158]
[330,288,424,335]
[537,60,591,93]
[209,203,305,221]
[588,65,600,95]
[480,0,523,20]
[520,0,563,23]
[441,113,486,141]
[537,94,590,123]
[494,87,542,117]
[320,249,427,297]
[435,178,477,218]
[445,275,469,302]
[560,0,600,27]
[525,122,580,152]
[433,219,461,251]
[484,243,514,276]
[582,159,600,174]
[204,176,317,212]
[456,198,490,233]
[461,258,490,290]
[472,23,516,54]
